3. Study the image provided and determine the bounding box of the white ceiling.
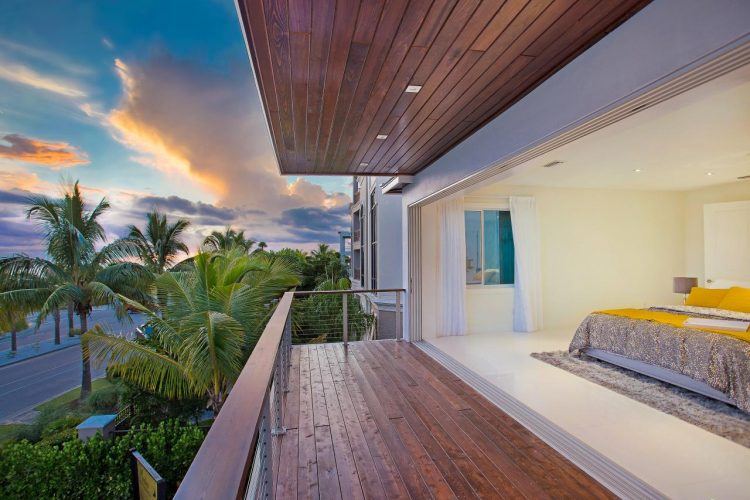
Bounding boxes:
[478,63,750,192]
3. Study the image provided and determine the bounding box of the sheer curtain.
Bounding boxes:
[436,197,467,336]
[509,196,543,332]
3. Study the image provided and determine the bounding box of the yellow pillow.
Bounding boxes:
[717,287,750,313]
[685,287,728,308]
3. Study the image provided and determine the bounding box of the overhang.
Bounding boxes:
[236,0,650,176]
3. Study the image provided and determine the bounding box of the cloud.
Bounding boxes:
[0,38,92,76]
[0,219,44,255]
[0,59,87,98]
[135,194,264,220]
[0,189,29,205]
[107,55,350,212]
[276,206,350,244]
[0,134,89,168]
[103,53,353,248]
[101,37,115,50]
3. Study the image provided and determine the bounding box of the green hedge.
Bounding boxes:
[0,419,205,499]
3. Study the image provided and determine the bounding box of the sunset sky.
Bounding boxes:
[0,0,351,256]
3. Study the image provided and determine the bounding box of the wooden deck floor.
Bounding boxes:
[274,340,614,499]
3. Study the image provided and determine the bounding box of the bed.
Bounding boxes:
[569,298,750,413]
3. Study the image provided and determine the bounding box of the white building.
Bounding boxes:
[350,176,403,339]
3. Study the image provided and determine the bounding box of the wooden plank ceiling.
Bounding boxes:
[238,0,650,176]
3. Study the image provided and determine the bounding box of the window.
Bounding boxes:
[465,210,514,285]
[370,191,377,289]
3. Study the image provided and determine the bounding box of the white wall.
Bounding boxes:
[684,182,750,283]
[421,186,687,336]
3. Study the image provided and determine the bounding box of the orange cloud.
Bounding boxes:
[107,56,351,212]
[107,59,226,196]
[0,134,89,168]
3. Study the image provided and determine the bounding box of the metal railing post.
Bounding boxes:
[271,352,286,436]
[260,397,274,499]
[283,313,291,392]
[396,290,402,341]
[342,293,348,347]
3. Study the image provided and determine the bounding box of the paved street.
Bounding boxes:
[0,346,107,422]
[0,308,139,352]
[0,308,143,423]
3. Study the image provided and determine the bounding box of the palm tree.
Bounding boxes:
[0,301,28,353]
[53,308,61,345]
[126,210,191,274]
[0,181,151,396]
[85,248,300,414]
[301,243,347,290]
[0,249,152,394]
[202,227,256,253]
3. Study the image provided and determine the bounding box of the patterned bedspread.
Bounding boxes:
[569,305,750,412]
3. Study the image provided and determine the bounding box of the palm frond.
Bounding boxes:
[84,326,198,399]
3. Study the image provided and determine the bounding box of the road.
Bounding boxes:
[0,308,143,423]
[0,308,139,352]
[0,346,107,422]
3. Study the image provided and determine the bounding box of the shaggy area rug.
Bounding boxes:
[531,350,750,448]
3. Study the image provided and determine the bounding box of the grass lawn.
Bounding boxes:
[0,378,114,446]
[35,378,112,413]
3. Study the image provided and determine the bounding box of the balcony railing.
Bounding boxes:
[175,288,405,499]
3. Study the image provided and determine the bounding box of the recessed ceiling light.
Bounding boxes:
[541,160,563,168]
[359,162,368,167]
[706,172,714,176]
[405,85,422,93]
[633,168,642,173]
[376,134,387,140]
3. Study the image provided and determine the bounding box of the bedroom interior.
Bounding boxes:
[418,61,750,497]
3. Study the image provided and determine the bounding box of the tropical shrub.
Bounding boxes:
[118,382,206,426]
[0,420,205,499]
[87,383,123,412]
[293,278,375,343]
[85,249,300,414]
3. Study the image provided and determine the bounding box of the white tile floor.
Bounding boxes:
[427,329,750,499]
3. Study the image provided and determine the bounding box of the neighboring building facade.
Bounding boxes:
[350,176,403,339]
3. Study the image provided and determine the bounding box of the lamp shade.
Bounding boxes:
[673,277,698,294]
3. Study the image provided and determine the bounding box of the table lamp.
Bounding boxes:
[673,277,698,303]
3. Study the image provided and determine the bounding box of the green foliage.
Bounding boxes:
[87,383,122,412]
[125,210,191,274]
[202,226,256,253]
[293,278,375,343]
[0,180,153,396]
[270,244,348,291]
[0,305,28,334]
[85,248,300,413]
[118,382,206,427]
[0,420,205,499]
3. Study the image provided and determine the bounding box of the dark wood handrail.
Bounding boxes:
[175,291,294,499]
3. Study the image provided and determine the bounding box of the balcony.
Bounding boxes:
[175,290,611,499]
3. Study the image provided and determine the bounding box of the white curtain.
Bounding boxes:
[436,197,467,336]
[509,196,543,332]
